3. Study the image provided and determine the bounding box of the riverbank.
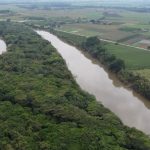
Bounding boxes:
[51,29,150,101]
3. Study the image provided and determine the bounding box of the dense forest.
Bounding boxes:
[0,22,150,149]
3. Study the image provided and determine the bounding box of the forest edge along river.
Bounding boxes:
[36,30,150,135]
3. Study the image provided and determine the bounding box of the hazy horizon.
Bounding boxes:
[0,0,150,2]
[0,0,150,8]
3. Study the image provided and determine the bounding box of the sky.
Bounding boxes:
[0,0,149,1]
[0,0,150,6]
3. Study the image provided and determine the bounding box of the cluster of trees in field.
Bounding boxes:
[1,22,150,149]
[82,37,125,73]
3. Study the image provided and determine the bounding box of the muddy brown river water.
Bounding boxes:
[0,39,6,54]
[36,30,150,135]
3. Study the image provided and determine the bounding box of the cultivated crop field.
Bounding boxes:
[58,23,133,40]
[104,42,150,70]
[57,8,150,48]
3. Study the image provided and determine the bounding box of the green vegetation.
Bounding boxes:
[57,23,132,41]
[104,43,150,70]
[52,29,84,43]
[133,69,150,81]
[0,21,150,150]
[0,10,12,14]
[82,37,125,72]
[0,2,150,149]
[51,29,86,46]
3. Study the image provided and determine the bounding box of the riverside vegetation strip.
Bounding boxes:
[0,22,150,150]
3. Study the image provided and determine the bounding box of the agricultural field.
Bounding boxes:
[104,42,150,80]
[58,21,150,48]
[104,42,150,70]
[58,23,133,40]
[55,9,150,49]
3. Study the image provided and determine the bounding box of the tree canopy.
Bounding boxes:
[0,22,150,150]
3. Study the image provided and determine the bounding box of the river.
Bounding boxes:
[36,30,150,135]
[0,39,6,54]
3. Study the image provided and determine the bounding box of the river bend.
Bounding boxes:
[36,30,150,134]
